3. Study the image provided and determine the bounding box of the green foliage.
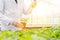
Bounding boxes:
[0,27,60,40]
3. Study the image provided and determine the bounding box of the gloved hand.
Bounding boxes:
[13,18,28,29]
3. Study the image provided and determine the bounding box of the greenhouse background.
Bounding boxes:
[0,0,60,40]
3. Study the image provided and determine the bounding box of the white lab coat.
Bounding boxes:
[0,0,23,31]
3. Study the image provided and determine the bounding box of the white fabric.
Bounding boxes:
[0,0,23,31]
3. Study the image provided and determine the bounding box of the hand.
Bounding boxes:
[13,18,27,29]
[13,21,25,28]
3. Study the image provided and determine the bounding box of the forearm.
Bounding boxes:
[24,0,37,15]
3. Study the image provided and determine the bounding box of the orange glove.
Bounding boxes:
[13,21,24,28]
[13,18,28,29]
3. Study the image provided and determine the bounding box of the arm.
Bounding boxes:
[17,0,37,28]
[23,0,37,15]
[16,0,37,28]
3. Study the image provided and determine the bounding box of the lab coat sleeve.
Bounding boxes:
[0,0,13,26]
